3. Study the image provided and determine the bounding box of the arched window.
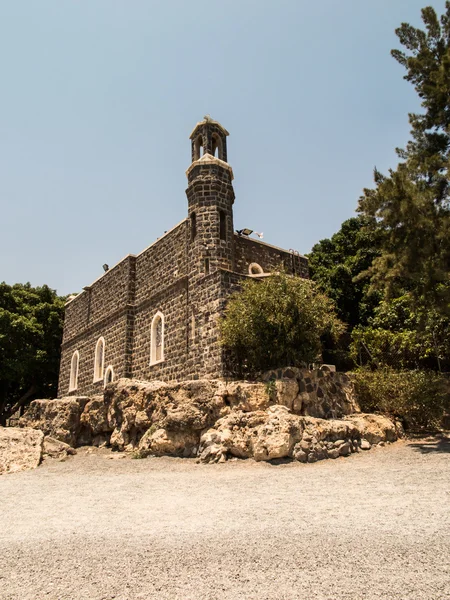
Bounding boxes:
[93,337,105,382]
[104,365,114,387]
[194,135,204,160]
[249,263,264,276]
[219,210,227,240]
[211,133,223,159]
[69,350,79,392]
[150,312,165,365]
[190,212,197,242]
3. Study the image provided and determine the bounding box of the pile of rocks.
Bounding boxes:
[13,370,402,468]
[196,405,398,463]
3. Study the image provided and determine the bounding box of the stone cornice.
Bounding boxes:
[185,153,234,181]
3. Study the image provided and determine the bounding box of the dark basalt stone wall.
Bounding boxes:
[58,121,309,397]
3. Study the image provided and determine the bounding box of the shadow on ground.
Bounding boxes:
[407,434,450,454]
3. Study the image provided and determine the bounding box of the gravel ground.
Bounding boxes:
[0,436,449,600]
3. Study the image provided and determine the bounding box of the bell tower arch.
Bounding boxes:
[190,115,228,162]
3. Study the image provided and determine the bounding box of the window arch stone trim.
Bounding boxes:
[69,350,79,392]
[150,311,165,366]
[93,336,105,382]
[249,263,264,276]
[104,365,114,387]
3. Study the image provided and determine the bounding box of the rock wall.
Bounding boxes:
[19,373,401,464]
[262,366,359,419]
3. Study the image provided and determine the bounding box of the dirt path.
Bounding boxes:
[0,437,449,600]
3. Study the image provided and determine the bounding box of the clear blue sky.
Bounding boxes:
[0,0,446,295]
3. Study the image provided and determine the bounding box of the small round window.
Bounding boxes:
[249,263,264,276]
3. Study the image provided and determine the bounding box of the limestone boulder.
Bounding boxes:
[198,406,303,463]
[252,406,301,461]
[0,427,44,475]
[138,428,199,457]
[19,398,88,446]
[43,436,77,459]
[107,378,225,450]
[345,413,397,445]
[275,380,299,412]
[78,395,110,444]
[219,381,273,412]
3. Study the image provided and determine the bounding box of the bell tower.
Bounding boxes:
[186,116,235,274]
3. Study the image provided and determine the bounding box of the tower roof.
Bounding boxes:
[189,116,229,139]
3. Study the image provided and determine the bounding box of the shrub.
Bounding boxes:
[220,273,344,377]
[352,367,450,431]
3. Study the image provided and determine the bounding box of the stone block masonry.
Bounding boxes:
[58,118,309,397]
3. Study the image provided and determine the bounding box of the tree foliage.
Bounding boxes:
[0,283,65,424]
[350,292,450,371]
[352,368,449,431]
[307,217,382,369]
[219,273,344,377]
[308,216,381,328]
[358,3,450,311]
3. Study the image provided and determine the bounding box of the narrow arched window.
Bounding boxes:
[93,337,105,382]
[191,212,197,241]
[104,365,114,387]
[194,135,204,160]
[211,133,223,159]
[219,210,226,241]
[69,350,79,392]
[150,312,164,365]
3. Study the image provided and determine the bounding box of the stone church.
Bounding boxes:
[58,118,309,397]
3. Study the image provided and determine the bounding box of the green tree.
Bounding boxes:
[358,4,450,310]
[220,273,344,377]
[350,292,450,371]
[308,216,381,328]
[0,283,65,425]
[307,217,382,369]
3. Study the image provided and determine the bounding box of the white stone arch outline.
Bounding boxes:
[150,311,165,366]
[93,336,105,382]
[69,350,79,392]
[249,262,264,276]
[104,365,114,387]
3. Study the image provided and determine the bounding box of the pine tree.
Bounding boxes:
[358,3,450,312]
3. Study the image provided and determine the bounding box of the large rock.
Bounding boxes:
[78,395,109,446]
[138,428,198,457]
[106,379,226,451]
[0,427,44,475]
[43,436,77,459]
[220,381,274,412]
[345,413,398,445]
[197,408,400,464]
[19,397,88,446]
[252,406,300,461]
